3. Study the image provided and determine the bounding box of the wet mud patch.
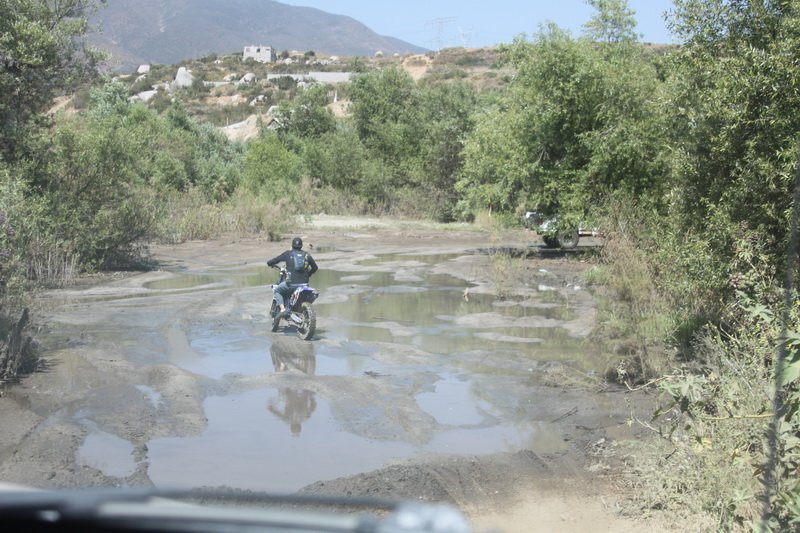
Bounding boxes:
[2,226,657,533]
[113,247,612,489]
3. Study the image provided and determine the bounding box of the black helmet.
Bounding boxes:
[292,237,303,250]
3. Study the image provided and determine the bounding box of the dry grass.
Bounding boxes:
[0,309,38,385]
[595,231,672,384]
[26,239,79,288]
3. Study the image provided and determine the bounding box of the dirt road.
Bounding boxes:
[0,217,667,532]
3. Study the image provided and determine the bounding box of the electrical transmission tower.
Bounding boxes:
[425,17,456,50]
[458,26,474,47]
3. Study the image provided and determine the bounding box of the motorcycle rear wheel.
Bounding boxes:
[296,303,316,341]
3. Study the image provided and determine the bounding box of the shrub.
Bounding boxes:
[625,287,797,530]
[596,229,670,383]
[597,194,800,530]
[154,188,292,244]
[0,169,33,303]
[0,309,39,385]
[241,133,303,194]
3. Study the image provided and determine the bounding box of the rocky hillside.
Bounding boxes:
[89,0,427,72]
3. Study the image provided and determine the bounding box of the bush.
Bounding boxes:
[154,188,292,244]
[624,286,797,530]
[2,85,240,273]
[38,118,157,270]
[1,164,82,290]
[0,169,34,302]
[595,229,670,383]
[0,309,39,385]
[595,192,800,530]
[241,133,303,194]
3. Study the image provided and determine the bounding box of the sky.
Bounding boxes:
[280,0,677,49]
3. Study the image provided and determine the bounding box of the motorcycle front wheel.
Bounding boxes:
[270,300,280,332]
[296,303,316,341]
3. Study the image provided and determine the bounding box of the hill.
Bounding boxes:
[88,0,428,72]
[110,46,509,132]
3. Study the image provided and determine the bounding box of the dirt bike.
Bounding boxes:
[269,266,319,341]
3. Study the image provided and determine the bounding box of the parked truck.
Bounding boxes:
[524,211,599,249]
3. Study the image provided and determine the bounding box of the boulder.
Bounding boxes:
[240,72,256,83]
[137,64,151,74]
[174,67,194,88]
[249,95,266,106]
[220,114,260,143]
[131,90,158,103]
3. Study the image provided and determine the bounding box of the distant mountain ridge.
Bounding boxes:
[88,0,427,72]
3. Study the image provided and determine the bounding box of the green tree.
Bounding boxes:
[0,166,43,301]
[241,133,303,195]
[273,84,336,138]
[456,100,531,216]
[302,123,392,205]
[12,83,244,271]
[0,0,104,160]
[303,125,371,192]
[581,0,640,43]
[348,67,421,167]
[658,2,800,529]
[161,103,243,198]
[417,81,478,191]
[36,85,242,200]
[35,112,156,270]
[665,0,800,268]
[457,26,667,223]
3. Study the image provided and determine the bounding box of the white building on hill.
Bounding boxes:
[243,45,276,63]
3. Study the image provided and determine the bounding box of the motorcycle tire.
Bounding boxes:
[270,301,280,332]
[296,303,316,341]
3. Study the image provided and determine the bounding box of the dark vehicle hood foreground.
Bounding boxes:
[0,485,475,532]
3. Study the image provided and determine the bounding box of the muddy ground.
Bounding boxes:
[0,217,670,532]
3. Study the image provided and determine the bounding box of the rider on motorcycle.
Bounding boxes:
[267,237,318,317]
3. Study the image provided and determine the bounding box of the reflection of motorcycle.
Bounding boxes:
[269,337,316,375]
[269,266,319,340]
[269,339,317,436]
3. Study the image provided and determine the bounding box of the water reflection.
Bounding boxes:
[268,339,317,436]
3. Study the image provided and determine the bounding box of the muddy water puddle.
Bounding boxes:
[76,418,137,478]
[175,328,362,379]
[55,251,614,490]
[146,386,553,492]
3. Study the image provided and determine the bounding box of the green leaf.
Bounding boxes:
[782,358,800,387]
